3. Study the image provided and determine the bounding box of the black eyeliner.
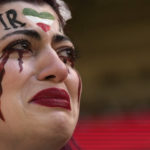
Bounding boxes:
[3,39,31,52]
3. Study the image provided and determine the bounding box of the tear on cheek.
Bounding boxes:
[0,50,25,121]
[0,52,9,121]
[18,51,24,72]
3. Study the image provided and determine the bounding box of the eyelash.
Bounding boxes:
[56,47,77,67]
[3,39,32,54]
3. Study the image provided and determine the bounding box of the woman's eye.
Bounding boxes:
[4,40,32,54]
[56,47,77,67]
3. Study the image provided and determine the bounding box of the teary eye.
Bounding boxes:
[56,47,77,67]
[0,39,33,72]
[4,39,32,53]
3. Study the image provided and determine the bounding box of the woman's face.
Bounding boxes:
[0,1,81,150]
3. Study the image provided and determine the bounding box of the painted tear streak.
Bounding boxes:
[23,8,55,32]
[0,48,26,121]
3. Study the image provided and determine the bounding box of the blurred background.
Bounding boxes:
[64,0,150,149]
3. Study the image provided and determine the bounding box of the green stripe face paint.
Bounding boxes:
[23,8,55,32]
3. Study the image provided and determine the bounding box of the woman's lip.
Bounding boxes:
[29,88,71,110]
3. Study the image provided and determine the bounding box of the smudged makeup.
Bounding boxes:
[0,39,31,121]
[0,8,27,120]
[0,29,78,120]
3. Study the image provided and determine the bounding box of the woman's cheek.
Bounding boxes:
[2,59,33,89]
[66,68,79,102]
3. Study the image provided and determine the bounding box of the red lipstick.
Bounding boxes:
[29,88,71,110]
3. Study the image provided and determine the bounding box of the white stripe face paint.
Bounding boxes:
[25,16,54,26]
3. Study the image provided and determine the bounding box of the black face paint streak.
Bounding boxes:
[0,9,26,30]
[0,50,25,121]
[6,9,26,29]
[0,14,11,30]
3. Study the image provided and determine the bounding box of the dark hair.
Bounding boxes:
[0,0,65,27]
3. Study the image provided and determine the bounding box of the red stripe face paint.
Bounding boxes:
[0,50,25,121]
[36,23,50,32]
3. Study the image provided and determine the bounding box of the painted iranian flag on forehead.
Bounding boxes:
[23,8,55,32]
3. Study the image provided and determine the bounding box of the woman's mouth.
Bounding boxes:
[29,88,71,110]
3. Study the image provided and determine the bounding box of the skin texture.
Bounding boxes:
[0,1,81,150]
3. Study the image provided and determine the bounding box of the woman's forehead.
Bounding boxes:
[0,1,61,36]
[0,1,58,15]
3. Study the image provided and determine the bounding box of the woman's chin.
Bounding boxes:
[27,110,77,142]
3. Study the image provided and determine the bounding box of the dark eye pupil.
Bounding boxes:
[63,58,67,63]
[66,49,72,57]
[22,43,28,49]
[67,49,71,53]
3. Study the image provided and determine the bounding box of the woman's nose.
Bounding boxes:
[36,48,68,83]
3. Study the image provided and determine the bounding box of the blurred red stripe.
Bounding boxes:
[73,112,150,150]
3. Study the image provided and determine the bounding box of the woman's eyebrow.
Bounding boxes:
[0,30,41,41]
[52,34,72,44]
